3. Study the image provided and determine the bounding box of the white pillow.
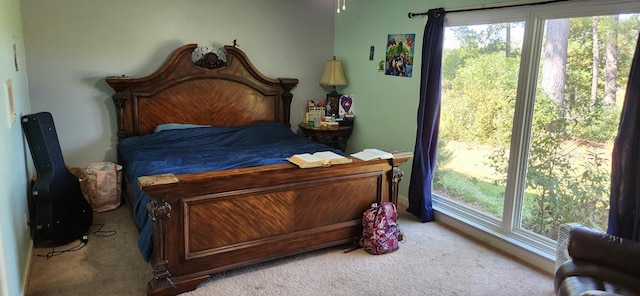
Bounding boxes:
[154,123,210,133]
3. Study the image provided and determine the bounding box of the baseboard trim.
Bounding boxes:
[397,195,554,275]
[22,239,33,295]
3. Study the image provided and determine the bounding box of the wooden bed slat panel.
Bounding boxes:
[186,192,294,251]
[177,220,361,277]
[137,79,279,133]
[293,174,382,230]
[183,171,384,256]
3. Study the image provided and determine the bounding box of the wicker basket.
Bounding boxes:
[69,162,122,212]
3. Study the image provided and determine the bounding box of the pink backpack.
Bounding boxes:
[360,202,404,255]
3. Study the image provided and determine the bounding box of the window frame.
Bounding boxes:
[433,0,640,270]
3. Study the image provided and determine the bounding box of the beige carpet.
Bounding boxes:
[26,205,554,296]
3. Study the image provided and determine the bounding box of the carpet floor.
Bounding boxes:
[26,205,554,296]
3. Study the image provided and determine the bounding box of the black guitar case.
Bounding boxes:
[22,112,93,246]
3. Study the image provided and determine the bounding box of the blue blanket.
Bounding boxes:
[118,122,343,260]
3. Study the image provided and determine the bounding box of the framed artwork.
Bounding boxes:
[326,93,341,117]
[339,95,353,117]
[385,33,415,77]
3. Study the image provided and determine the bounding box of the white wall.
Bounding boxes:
[0,0,32,294]
[13,1,334,294]
[21,0,336,167]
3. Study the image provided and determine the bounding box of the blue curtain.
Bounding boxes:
[407,8,445,223]
[607,32,640,241]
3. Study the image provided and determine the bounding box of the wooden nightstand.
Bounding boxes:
[298,123,353,151]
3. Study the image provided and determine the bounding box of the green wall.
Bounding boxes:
[334,0,526,197]
[0,0,32,294]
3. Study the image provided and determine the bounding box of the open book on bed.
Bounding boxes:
[351,148,394,161]
[287,151,353,168]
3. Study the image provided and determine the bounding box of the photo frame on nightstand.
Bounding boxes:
[326,92,341,117]
[339,95,353,118]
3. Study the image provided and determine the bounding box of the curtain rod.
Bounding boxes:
[407,0,570,18]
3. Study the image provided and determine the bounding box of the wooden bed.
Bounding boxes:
[105,43,410,296]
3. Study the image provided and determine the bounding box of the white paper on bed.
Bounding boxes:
[351,148,393,161]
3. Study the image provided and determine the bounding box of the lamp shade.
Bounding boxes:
[320,57,347,86]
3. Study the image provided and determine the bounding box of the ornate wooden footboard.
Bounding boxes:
[139,158,408,295]
[106,43,411,295]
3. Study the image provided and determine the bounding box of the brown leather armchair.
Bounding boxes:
[554,224,640,296]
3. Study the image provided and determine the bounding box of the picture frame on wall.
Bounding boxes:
[385,33,415,78]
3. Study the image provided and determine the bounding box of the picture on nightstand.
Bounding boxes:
[339,95,353,118]
[326,95,340,118]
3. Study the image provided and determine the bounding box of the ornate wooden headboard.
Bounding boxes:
[106,44,299,138]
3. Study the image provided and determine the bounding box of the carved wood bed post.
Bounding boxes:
[389,155,412,205]
[111,90,130,138]
[279,78,298,128]
[390,167,404,205]
[147,198,174,295]
[138,174,198,296]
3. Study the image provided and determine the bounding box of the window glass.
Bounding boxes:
[435,7,640,252]
[523,14,639,239]
[437,22,524,221]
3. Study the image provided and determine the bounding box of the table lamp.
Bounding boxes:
[320,56,347,117]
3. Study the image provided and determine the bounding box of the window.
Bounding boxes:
[434,0,640,260]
